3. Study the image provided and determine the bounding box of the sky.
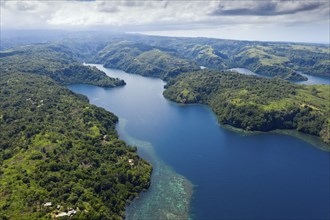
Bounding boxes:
[0,0,329,43]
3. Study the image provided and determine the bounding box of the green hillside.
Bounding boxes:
[0,72,151,219]
[231,45,329,79]
[94,41,200,79]
[89,36,329,81]
[164,70,330,147]
[0,45,125,87]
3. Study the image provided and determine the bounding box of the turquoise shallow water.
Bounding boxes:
[117,119,193,220]
[69,64,330,220]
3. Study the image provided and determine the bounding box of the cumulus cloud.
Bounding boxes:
[0,0,328,35]
[40,1,213,27]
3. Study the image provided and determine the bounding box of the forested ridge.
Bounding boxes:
[1,33,328,81]
[0,44,125,87]
[0,72,152,219]
[93,40,201,80]
[91,35,329,80]
[163,70,330,147]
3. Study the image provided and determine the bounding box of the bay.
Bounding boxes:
[69,64,330,220]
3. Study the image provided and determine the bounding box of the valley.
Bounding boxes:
[1,33,329,219]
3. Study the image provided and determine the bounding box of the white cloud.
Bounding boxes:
[43,1,217,27]
[0,0,328,42]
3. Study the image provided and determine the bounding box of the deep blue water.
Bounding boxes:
[69,64,330,220]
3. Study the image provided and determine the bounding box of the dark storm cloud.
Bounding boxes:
[211,1,324,16]
[16,2,38,11]
[97,2,120,13]
[163,1,169,9]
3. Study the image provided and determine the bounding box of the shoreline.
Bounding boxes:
[221,124,330,152]
[117,119,194,220]
[165,96,329,152]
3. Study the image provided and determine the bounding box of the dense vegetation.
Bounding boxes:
[115,35,329,79]
[0,32,328,218]
[0,72,152,219]
[93,41,200,80]
[2,32,328,81]
[230,45,328,79]
[0,44,125,87]
[163,70,330,147]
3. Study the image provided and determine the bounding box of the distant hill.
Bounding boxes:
[93,40,200,80]
[113,34,329,79]
[0,44,125,87]
[3,31,328,80]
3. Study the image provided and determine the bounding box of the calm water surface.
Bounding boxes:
[69,64,330,220]
[231,68,330,85]
[297,72,330,85]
